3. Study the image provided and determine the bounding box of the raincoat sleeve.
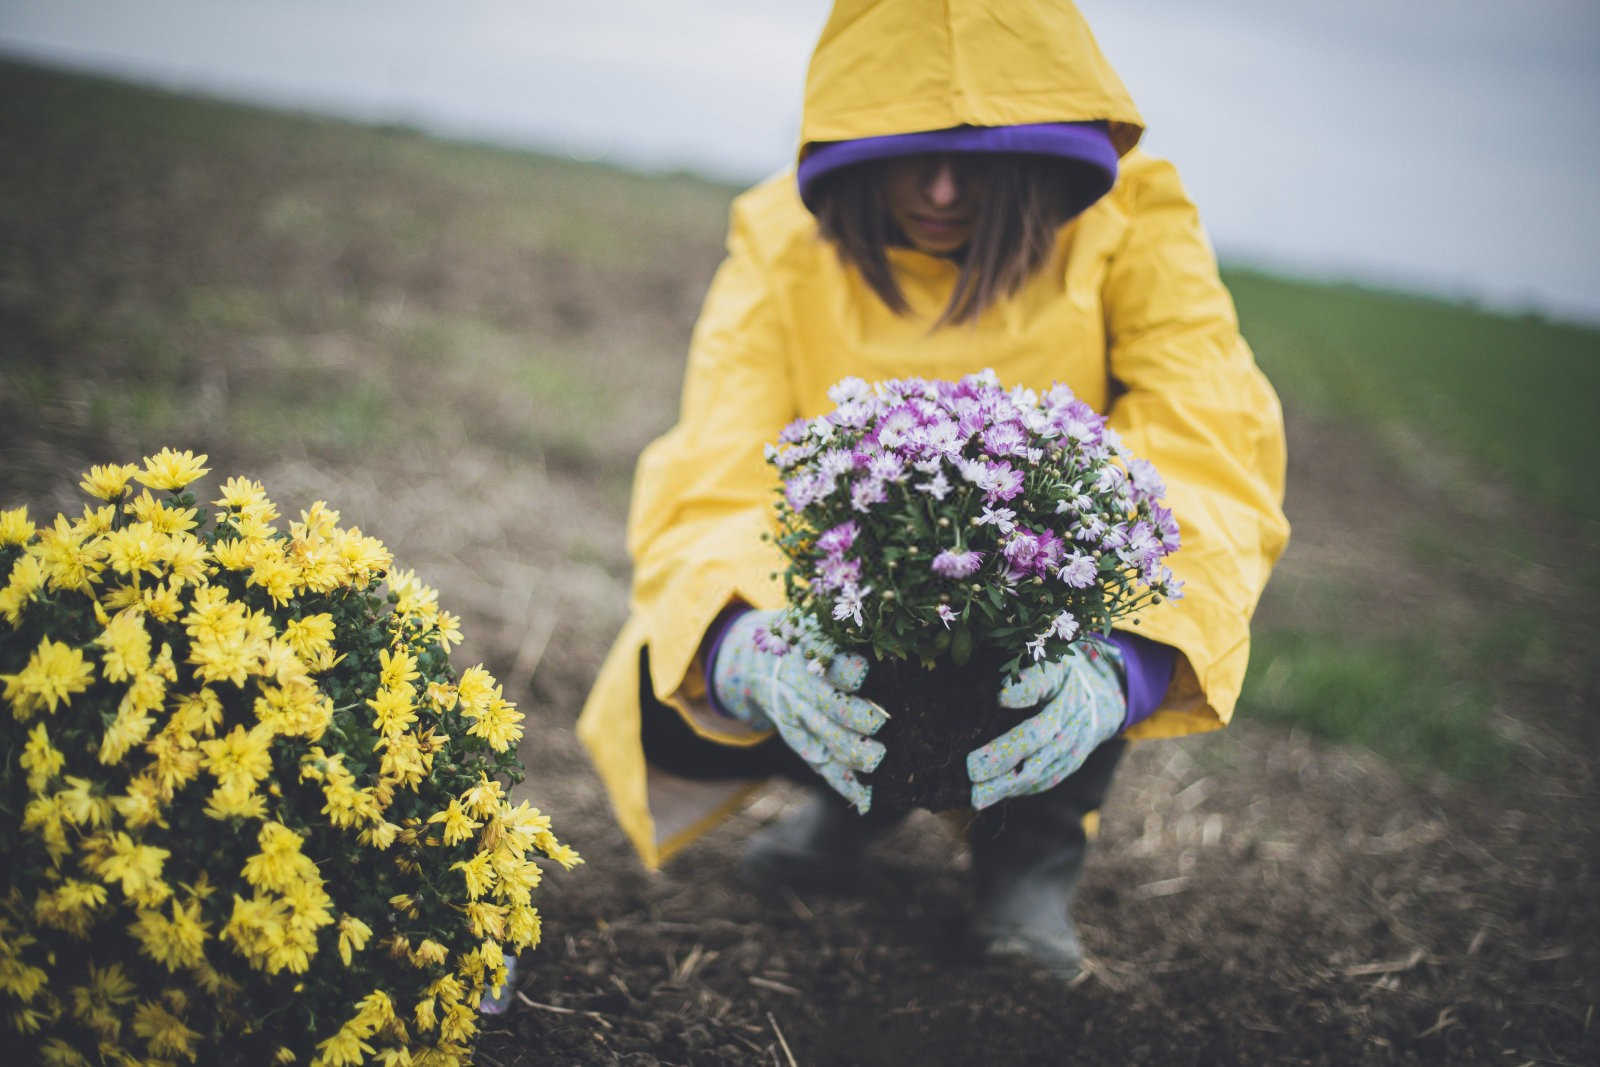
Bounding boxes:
[1102,152,1290,739]
[624,193,799,743]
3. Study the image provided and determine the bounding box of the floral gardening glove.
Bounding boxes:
[710,610,888,814]
[966,641,1125,811]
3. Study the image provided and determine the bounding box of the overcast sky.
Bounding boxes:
[2,0,1596,321]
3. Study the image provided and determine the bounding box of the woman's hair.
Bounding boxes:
[810,153,1092,327]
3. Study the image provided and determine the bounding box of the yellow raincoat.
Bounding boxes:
[578,0,1289,870]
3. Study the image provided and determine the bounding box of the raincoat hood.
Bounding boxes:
[799,0,1145,160]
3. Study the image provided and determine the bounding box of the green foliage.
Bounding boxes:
[1237,629,1505,782]
[1227,269,1600,521]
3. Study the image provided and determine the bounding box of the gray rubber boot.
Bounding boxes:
[737,790,901,893]
[971,832,1088,978]
[968,740,1124,979]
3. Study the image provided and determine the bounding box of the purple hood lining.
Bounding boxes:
[797,121,1119,214]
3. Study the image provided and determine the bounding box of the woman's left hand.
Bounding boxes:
[966,642,1126,810]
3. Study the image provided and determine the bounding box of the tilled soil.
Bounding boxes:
[474,661,1597,1066]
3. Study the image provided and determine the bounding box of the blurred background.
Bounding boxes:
[1,3,1596,1063]
[4,0,1598,320]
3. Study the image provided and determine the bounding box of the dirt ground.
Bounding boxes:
[3,64,1596,1065]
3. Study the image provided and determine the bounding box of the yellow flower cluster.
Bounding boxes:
[1,452,578,1065]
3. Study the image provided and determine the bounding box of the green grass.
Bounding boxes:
[1237,631,1506,782]
[2,58,1593,784]
[1226,270,1600,523]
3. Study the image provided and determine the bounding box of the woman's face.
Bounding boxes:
[882,154,981,255]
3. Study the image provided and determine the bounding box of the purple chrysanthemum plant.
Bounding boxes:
[764,369,1182,681]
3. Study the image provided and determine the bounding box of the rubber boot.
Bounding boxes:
[737,789,902,893]
[968,740,1124,979]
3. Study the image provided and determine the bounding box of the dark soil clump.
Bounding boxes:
[858,652,1031,813]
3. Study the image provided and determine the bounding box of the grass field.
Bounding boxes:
[3,57,1595,783]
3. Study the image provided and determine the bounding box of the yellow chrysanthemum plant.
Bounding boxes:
[0,450,579,1066]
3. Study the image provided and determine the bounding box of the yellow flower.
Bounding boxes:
[284,613,336,663]
[378,647,419,689]
[427,798,481,847]
[128,489,199,535]
[451,852,495,900]
[159,530,209,584]
[96,608,152,683]
[459,774,506,820]
[254,678,333,741]
[241,822,318,895]
[171,686,223,738]
[204,781,269,821]
[132,998,200,1060]
[33,880,109,939]
[78,463,140,501]
[210,536,255,571]
[0,552,47,624]
[20,722,66,794]
[58,775,113,829]
[2,637,96,718]
[465,900,507,940]
[0,504,35,545]
[112,774,168,830]
[433,609,463,653]
[376,731,430,790]
[134,447,210,491]
[130,897,209,970]
[200,723,275,795]
[103,522,166,580]
[358,820,401,851]
[337,915,373,966]
[465,694,525,754]
[506,901,542,949]
[454,665,496,715]
[248,544,299,605]
[214,475,272,513]
[94,831,172,907]
[314,1026,376,1067]
[410,939,449,967]
[368,684,417,738]
[33,514,102,593]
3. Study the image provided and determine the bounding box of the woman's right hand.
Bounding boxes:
[709,610,888,813]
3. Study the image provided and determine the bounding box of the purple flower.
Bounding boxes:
[1127,457,1166,500]
[916,418,964,457]
[784,472,827,511]
[817,448,854,480]
[816,521,859,556]
[1048,611,1080,641]
[914,470,953,500]
[1053,399,1102,445]
[778,418,810,445]
[937,604,957,628]
[850,478,887,513]
[978,462,1025,502]
[828,376,872,405]
[981,420,1028,457]
[813,554,862,592]
[1003,531,1042,571]
[1057,551,1097,588]
[752,626,790,655]
[875,405,920,449]
[931,549,984,579]
[832,584,868,626]
[1151,503,1181,552]
[976,504,1017,535]
[868,452,907,483]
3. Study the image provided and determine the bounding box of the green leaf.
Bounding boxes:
[950,623,973,666]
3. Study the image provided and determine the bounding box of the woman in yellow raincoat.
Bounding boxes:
[578,0,1288,978]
